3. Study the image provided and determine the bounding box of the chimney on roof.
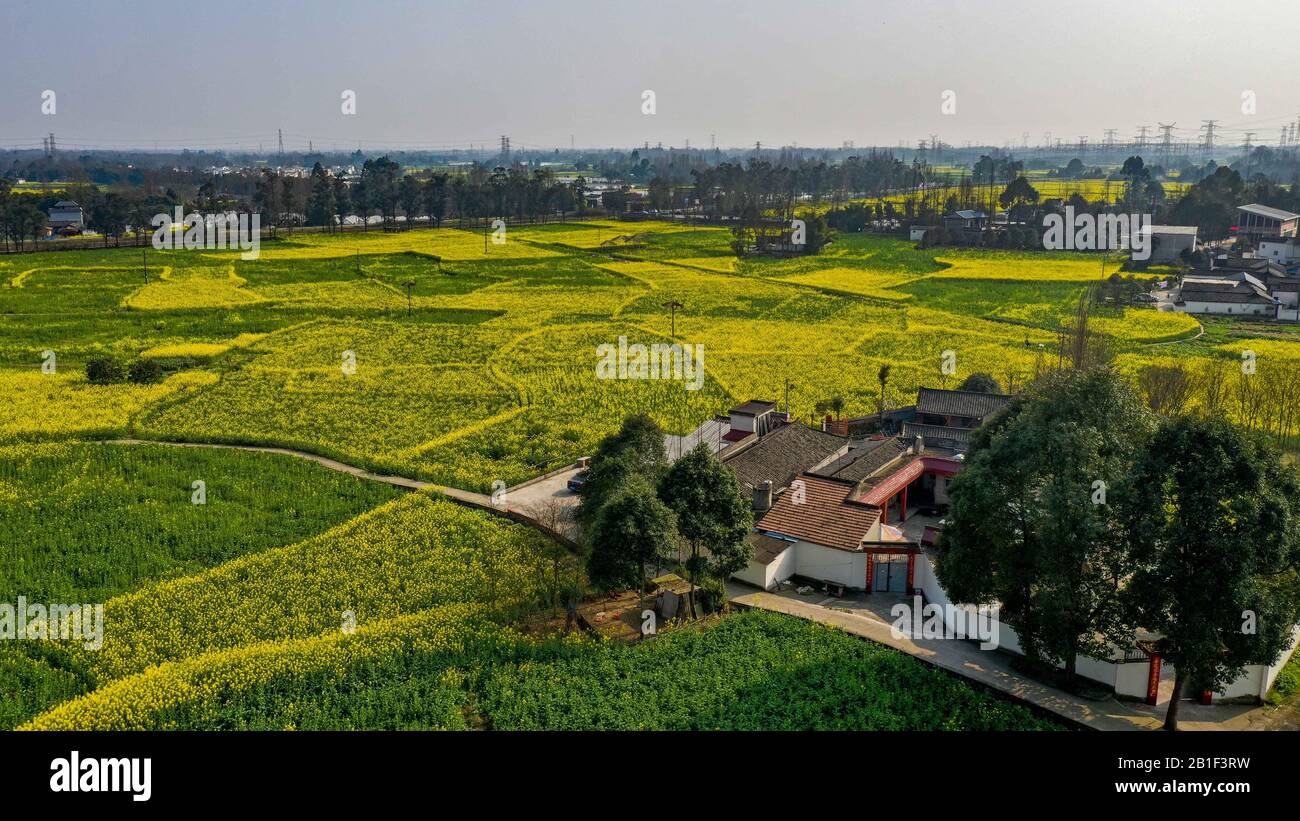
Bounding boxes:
[754,480,773,513]
[913,434,924,454]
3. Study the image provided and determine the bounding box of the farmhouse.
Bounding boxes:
[1132,224,1197,263]
[724,387,1299,707]
[1260,236,1300,269]
[1235,203,1300,242]
[939,210,990,244]
[46,200,85,233]
[728,388,984,595]
[903,387,1010,448]
[1173,272,1279,317]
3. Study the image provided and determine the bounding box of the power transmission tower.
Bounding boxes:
[1135,125,1150,149]
[1158,123,1176,157]
[1104,128,1118,148]
[1199,119,1218,150]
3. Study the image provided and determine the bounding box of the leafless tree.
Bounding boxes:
[1138,364,1194,416]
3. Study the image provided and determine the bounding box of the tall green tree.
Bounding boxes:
[998,175,1040,209]
[586,476,677,597]
[331,177,350,228]
[1121,416,1300,730]
[937,368,1156,687]
[658,444,754,617]
[398,175,423,225]
[577,414,667,525]
[306,163,336,228]
[423,173,449,227]
[958,372,1002,394]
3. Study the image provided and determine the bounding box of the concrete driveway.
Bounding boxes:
[506,466,585,540]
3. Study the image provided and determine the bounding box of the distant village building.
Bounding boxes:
[1260,237,1300,269]
[1172,253,1300,318]
[1133,224,1197,263]
[1174,272,1277,317]
[46,200,85,233]
[1235,203,1300,243]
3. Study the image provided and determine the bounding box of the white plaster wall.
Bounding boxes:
[1115,662,1151,699]
[732,561,768,590]
[770,544,798,586]
[795,541,868,589]
[730,414,755,433]
[1176,300,1272,316]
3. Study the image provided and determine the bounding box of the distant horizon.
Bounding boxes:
[4,0,1299,153]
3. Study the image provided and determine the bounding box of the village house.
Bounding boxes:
[1133,224,1198,263]
[46,200,85,233]
[1260,236,1300,269]
[721,387,1299,707]
[1173,272,1278,317]
[1234,203,1300,243]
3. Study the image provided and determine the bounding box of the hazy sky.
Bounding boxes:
[3,0,1298,152]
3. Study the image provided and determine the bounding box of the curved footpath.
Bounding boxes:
[99,438,580,548]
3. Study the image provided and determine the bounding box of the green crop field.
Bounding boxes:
[6,218,1297,731]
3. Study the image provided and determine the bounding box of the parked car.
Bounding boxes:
[566,470,589,492]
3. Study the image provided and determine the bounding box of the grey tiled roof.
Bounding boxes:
[813,437,911,482]
[725,423,845,491]
[916,388,1011,420]
[901,422,973,448]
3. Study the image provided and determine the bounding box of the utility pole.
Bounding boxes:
[783,378,796,415]
[661,300,683,337]
[402,280,415,317]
